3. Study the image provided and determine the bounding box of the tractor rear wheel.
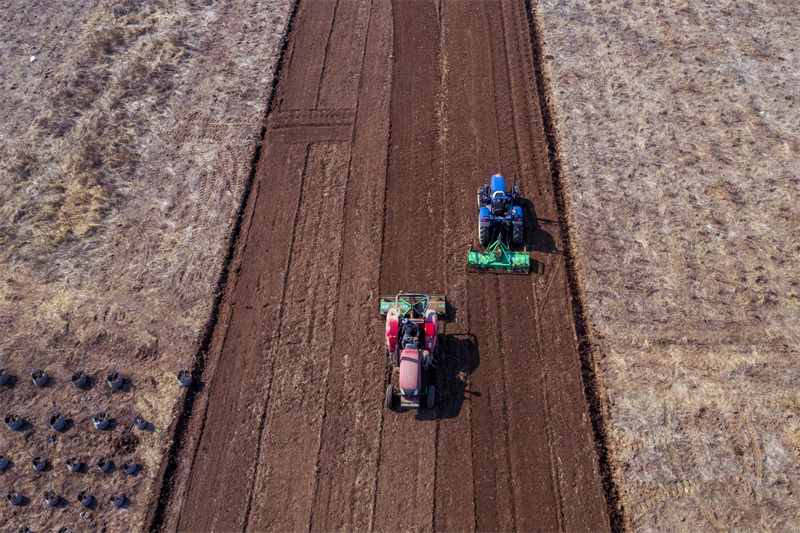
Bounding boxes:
[385,385,394,410]
[479,219,490,247]
[512,225,523,245]
[426,385,435,409]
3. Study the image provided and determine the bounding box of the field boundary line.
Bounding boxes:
[522,1,624,529]
[313,0,340,109]
[147,3,302,530]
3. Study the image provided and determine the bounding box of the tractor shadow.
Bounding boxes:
[516,198,559,274]
[416,333,480,421]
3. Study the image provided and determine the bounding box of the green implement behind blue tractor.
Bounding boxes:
[466,236,530,274]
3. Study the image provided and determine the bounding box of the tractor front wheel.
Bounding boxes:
[385,385,394,410]
[512,225,523,245]
[426,385,436,409]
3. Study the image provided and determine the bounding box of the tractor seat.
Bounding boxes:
[492,197,509,217]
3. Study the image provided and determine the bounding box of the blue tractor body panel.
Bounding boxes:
[511,205,523,226]
[470,173,531,273]
[479,206,491,226]
[490,174,506,194]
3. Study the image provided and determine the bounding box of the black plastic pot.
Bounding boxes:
[92,412,109,430]
[4,414,23,430]
[31,457,46,471]
[66,457,81,472]
[107,371,123,389]
[7,491,22,506]
[96,457,110,472]
[77,490,92,507]
[177,369,193,387]
[123,458,137,474]
[71,370,87,388]
[31,370,48,387]
[109,492,125,507]
[44,490,59,506]
[49,412,66,431]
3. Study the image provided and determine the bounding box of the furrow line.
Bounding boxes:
[242,143,310,533]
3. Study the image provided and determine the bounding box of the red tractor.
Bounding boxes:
[380,292,447,410]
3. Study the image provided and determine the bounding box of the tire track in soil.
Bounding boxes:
[308,0,394,530]
[173,0,612,531]
[235,0,366,530]
[245,142,350,532]
[438,2,524,530]
[176,141,307,533]
[372,0,442,531]
[470,1,563,530]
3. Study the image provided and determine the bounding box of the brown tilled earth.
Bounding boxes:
[163,0,610,531]
[152,1,609,531]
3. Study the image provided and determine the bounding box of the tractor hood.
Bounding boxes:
[398,347,421,393]
[491,174,506,194]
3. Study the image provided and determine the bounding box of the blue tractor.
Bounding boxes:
[477,173,523,246]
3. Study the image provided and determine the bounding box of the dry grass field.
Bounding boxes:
[536,0,800,529]
[0,0,293,530]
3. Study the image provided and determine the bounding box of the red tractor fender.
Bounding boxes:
[424,309,438,353]
[385,308,400,355]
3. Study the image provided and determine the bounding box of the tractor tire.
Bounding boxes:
[512,225,523,245]
[477,188,484,208]
[385,385,394,410]
[426,385,436,409]
[479,220,490,247]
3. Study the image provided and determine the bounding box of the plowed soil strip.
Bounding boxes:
[309,1,392,530]
[173,1,610,531]
[372,0,442,531]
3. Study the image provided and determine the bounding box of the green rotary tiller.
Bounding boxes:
[466,236,530,274]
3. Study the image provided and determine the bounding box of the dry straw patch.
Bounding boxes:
[0,0,293,530]
[536,0,800,529]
